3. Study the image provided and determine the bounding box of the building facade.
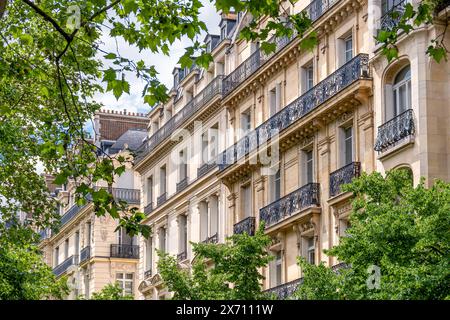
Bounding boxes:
[134,0,450,300]
[39,110,148,299]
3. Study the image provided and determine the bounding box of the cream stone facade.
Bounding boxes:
[134,0,450,300]
[39,110,148,299]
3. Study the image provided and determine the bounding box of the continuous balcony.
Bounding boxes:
[260,183,320,230]
[233,216,256,236]
[378,0,407,35]
[53,255,78,277]
[144,202,153,216]
[329,162,361,197]
[135,76,224,163]
[197,161,216,179]
[157,192,167,206]
[222,0,341,97]
[219,53,370,171]
[264,278,303,300]
[60,204,85,226]
[374,109,415,152]
[79,246,91,264]
[201,233,218,244]
[176,177,189,193]
[110,244,139,259]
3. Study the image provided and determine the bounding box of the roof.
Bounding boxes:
[109,129,147,153]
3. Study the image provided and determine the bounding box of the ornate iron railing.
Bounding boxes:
[378,0,407,34]
[79,246,91,264]
[144,202,153,216]
[176,177,189,193]
[144,269,152,279]
[157,192,167,206]
[202,233,218,244]
[222,0,340,97]
[374,109,414,152]
[53,255,78,277]
[219,54,370,171]
[110,244,139,259]
[135,76,224,163]
[260,183,320,229]
[265,278,304,300]
[197,161,216,179]
[329,162,361,197]
[233,216,256,236]
[60,204,84,226]
[177,251,187,261]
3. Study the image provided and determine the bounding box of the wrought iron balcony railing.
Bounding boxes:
[219,53,370,171]
[260,183,320,229]
[144,269,152,279]
[53,255,78,277]
[177,251,187,261]
[135,76,224,163]
[378,0,407,35]
[176,177,189,193]
[374,109,414,152]
[329,162,361,197]
[265,278,304,300]
[222,0,340,97]
[110,244,139,259]
[79,246,91,264]
[60,204,85,226]
[201,233,218,244]
[144,202,153,216]
[157,192,167,206]
[233,216,256,236]
[197,161,216,179]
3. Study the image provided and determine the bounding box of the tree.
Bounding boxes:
[157,224,273,300]
[0,224,69,300]
[87,283,133,300]
[295,169,450,300]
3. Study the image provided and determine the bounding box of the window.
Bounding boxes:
[302,63,314,93]
[147,176,153,205]
[221,25,227,40]
[152,121,159,135]
[178,215,187,254]
[381,0,404,15]
[393,65,411,116]
[305,150,313,184]
[344,34,353,63]
[54,247,59,266]
[240,109,251,136]
[209,195,219,237]
[75,231,80,256]
[86,222,91,246]
[201,132,208,165]
[275,251,282,286]
[199,201,208,241]
[307,237,315,264]
[179,150,187,181]
[343,126,353,165]
[209,124,219,161]
[270,169,281,202]
[64,238,69,259]
[269,83,282,116]
[116,273,133,296]
[160,165,166,195]
[84,272,90,298]
[159,227,166,253]
[119,227,134,246]
[241,185,252,218]
[145,237,152,272]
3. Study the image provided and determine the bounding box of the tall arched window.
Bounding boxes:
[392,65,411,116]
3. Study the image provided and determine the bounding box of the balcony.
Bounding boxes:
[260,183,320,230]
[176,177,189,193]
[264,278,303,300]
[110,244,139,259]
[374,109,415,152]
[39,228,51,240]
[378,0,407,35]
[329,162,361,197]
[53,255,78,277]
[219,53,370,171]
[222,0,341,97]
[233,216,256,236]
[197,161,216,179]
[201,233,218,244]
[157,193,167,206]
[112,188,140,204]
[135,76,224,163]
[144,202,153,216]
[60,204,84,226]
[177,251,187,261]
[332,262,350,273]
[79,246,91,264]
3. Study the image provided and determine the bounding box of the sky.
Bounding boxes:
[92,0,221,115]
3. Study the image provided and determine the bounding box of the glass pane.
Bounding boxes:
[116,273,123,280]
[399,84,406,113]
[126,273,133,280]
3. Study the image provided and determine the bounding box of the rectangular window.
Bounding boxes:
[344,34,353,63]
[307,238,315,264]
[241,185,252,218]
[75,231,80,256]
[147,176,153,205]
[159,227,166,253]
[274,169,281,201]
[240,109,251,136]
[221,25,227,40]
[152,121,159,135]
[302,63,314,93]
[179,150,187,181]
[179,215,187,253]
[305,150,313,184]
[199,201,208,241]
[344,126,353,165]
[160,165,166,195]
[54,247,59,266]
[209,124,219,161]
[201,132,208,165]
[275,251,282,286]
[64,238,69,259]
[119,227,134,246]
[209,195,219,237]
[86,222,91,246]
[116,273,134,296]
[145,237,152,271]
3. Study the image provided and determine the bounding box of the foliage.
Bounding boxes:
[295,169,450,300]
[157,223,273,300]
[0,224,69,300]
[88,283,134,300]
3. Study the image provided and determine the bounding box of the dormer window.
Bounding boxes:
[206,41,212,53]
[221,25,227,40]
